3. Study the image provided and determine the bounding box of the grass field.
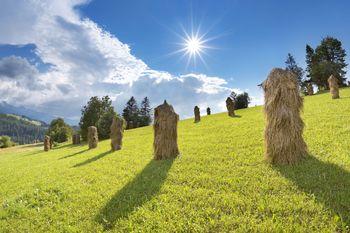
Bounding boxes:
[1,88,350,232]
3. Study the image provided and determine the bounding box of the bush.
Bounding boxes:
[97,111,117,140]
[79,96,115,141]
[47,118,72,143]
[0,136,15,148]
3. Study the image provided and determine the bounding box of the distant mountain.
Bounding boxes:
[0,101,56,124]
[0,113,49,145]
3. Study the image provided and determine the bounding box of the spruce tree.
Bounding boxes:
[305,37,347,89]
[285,53,304,88]
[140,97,152,127]
[122,96,140,129]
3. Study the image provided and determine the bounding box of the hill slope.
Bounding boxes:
[0,114,48,144]
[0,88,350,232]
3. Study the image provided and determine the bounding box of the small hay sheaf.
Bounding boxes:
[206,107,211,115]
[226,97,235,117]
[153,100,179,160]
[194,106,200,123]
[307,83,314,96]
[110,116,124,151]
[72,134,80,145]
[88,126,98,149]
[44,135,50,151]
[328,75,340,99]
[263,68,308,165]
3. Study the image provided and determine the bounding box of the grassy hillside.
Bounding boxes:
[1,88,350,232]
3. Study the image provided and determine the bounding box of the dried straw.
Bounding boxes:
[194,106,200,123]
[263,68,308,164]
[110,116,124,151]
[328,75,340,99]
[153,100,179,160]
[44,135,50,151]
[226,97,235,117]
[88,126,98,149]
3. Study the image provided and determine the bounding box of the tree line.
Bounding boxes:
[0,114,48,145]
[77,96,152,141]
[284,36,347,93]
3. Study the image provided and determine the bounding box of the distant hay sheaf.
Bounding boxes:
[328,75,340,99]
[88,126,98,149]
[263,68,308,165]
[110,116,124,151]
[44,135,50,151]
[226,97,235,117]
[194,106,200,123]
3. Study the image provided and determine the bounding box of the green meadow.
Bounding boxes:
[1,88,350,232]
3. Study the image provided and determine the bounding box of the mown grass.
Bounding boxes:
[1,88,350,232]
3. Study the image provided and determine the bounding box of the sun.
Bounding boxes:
[166,22,221,69]
[185,36,203,55]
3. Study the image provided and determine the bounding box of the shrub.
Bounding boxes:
[47,118,72,143]
[0,136,15,148]
[97,111,117,140]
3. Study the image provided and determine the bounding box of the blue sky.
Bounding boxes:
[81,0,350,87]
[0,0,349,123]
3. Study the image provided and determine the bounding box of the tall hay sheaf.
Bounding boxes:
[194,106,200,123]
[88,126,98,149]
[328,75,340,99]
[110,116,124,151]
[226,97,235,117]
[44,135,50,151]
[153,100,179,160]
[263,68,308,165]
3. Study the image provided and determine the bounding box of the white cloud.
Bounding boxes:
[0,0,245,123]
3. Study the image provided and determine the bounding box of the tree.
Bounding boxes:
[229,91,251,110]
[47,118,72,143]
[122,96,140,129]
[234,92,251,109]
[285,53,304,88]
[0,135,15,148]
[139,97,152,127]
[306,37,347,90]
[79,96,115,140]
[97,110,117,140]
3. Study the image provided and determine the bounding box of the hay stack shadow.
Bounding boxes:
[96,159,174,230]
[274,155,350,230]
[73,150,112,167]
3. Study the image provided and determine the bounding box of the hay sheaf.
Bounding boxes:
[72,134,80,145]
[194,106,200,123]
[110,116,124,151]
[153,101,179,160]
[44,135,50,151]
[307,83,314,96]
[263,68,308,165]
[206,107,211,115]
[328,75,340,99]
[88,126,98,149]
[226,97,235,117]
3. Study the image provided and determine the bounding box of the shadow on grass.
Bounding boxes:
[21,143,43,148]
[59,148,89,160]
[23,150,45,156]
[274,155,350,230]
[96,158,174,230]
[56,143,83,149]
[72,150,112,167]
